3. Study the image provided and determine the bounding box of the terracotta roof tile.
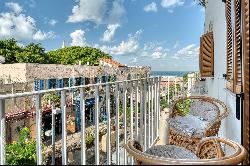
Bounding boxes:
[99,58,126,67]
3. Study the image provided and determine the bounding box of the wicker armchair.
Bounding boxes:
[168,96,229,154]
[124,137,248,165]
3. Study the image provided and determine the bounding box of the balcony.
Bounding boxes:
[0,75,246,165]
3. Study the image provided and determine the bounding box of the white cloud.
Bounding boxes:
[33,30,55,41]
[172,44,199,59]
[143,2,158,12]
[5,2,23,14]
[129,57,138,63]
[48,19,58,26]
[67,0,107,24]
[107,0,126,25]
[161,0,184,12]
[67,0,126,25]
[101,24,120,42]
[70,29,87,47]
[100,29,143,55]
[141,42,169,60]
[0,2,55,41]
[173,41,179,49]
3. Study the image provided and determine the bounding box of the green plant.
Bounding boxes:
[6,127,42,165]
[42,92,60,108]
[176,99,193,116]
[85,133,94,147]
[160,99,168,109]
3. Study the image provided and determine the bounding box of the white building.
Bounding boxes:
[199,0,249,161]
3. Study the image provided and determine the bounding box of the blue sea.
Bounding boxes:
[150,71,195,77]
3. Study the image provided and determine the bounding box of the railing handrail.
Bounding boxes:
[0,77,160,100]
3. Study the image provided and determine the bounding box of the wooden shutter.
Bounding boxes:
[233,0,242,94]
[242,0,249,164]
[226,0,234,91]
[199,32,214,77]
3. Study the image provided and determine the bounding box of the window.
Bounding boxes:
[199,32,214,77]
[225,0,242,93]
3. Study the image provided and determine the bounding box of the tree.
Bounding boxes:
[47,46,112,65]
[0,38,22,63]
[0,38,112,65]
[16,43,48,63]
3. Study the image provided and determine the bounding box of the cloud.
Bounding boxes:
[67,0,126,25]
[5,2,23,14]
[48,19,58,26]
[161,0,184,12]
[141,42,169,60]
[100,29,143,55]
[107,0,126,25]
[0,2,55,41]
[101,24,120,42]
[129,57,138,63]
[67,0,107,24]
[143,2,158,12]
[172,44,199,59]
[70,29,87,46]
[173,41,179,49]
[33,30,55,41]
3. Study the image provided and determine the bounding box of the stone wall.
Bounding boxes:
[0,63,151,83]
[0,63,150,114]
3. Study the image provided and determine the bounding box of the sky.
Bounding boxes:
[0,0,205,71]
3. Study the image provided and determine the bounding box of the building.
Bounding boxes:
[0,62,150,143]
[98,58,126,68]
[199,0,249,163]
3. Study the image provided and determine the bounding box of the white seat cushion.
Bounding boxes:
[169,115,209,137]
[189,100,219,123]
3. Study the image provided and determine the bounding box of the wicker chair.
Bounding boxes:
[124,137,248,165]
[168,96,229,154]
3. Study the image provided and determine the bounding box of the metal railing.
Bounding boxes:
[0,77,162,165]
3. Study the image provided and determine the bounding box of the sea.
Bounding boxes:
[150,71,195,77]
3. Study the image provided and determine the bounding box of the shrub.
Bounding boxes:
[6,127,39,165]
[176,99,193,116]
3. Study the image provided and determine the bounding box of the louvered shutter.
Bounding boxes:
[233,0,242,94]
[199,32,214,77]
[226,0,234,91]
[242,0,249,164]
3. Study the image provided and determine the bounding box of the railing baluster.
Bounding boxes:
[51,105,56,165]
[61,90,67,165]
[130,81,134,165]
[154,78,158,138]
[151,78,154,144]
[148,78,151,147]
[0,99,6,165]
[174,76,177,98]
[135,80,138,141]
[106,84,111,165]
[143,79,147,150]
[35,94,43,165]
[158,77,161,135]
[95,85,100,165]
[115,83,120,165]
[80,87,86,165]
[130,81,134,141]
[123,81,127,165]
[168,77,170,105]
[139,79,143,146]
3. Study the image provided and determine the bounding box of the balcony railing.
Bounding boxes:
[0,76,165,165]
[0,75,200,165]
